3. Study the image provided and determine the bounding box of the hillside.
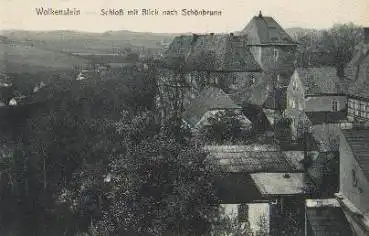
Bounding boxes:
[0,37,89,73]
[0,30,176,54]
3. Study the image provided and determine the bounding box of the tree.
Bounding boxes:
[93,111,220,235]
[295,23,363,70]
[0,73,225,235]
[199,110,254,145]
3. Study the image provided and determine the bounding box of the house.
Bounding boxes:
[182,86,252,132]
[346,28,369,122]
[251,172,313,236]
[240,11,298,107]
[162,33,262,92]
[239,11,298,88]
[8,96,26,106]
[159,33,264,121]
[305,199,354,236]
[336,128,369,235]
[204,144,312,235]
[203,144,303,202]
[287,67,347,114]
[160,13,295,121]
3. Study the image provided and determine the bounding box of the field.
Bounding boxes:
[0,38,89,73]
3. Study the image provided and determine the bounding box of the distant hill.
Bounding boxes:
[0,30,177,54]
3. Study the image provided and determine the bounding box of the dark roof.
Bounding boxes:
[240,15,296,45]
[347,43,369,99]
[163,34,261,72]
[295,67,347,95]
[204,145,298,173]
[306,199,353,236]
[183,87,241,127]
[306,111,347,125]
[215,173,263,203]
[342,128,369,180]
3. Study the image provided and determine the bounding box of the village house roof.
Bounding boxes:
[250,172,309,196]
[305,199,354,236]
[239,13,297,46]
[203,144,299,173]
[163,34,261,72]
[294,67,347,95]
[342,128,369,181]
[183,86,242,127]
[305,111,348,125]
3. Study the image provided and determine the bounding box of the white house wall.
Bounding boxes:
[339,133,369,214]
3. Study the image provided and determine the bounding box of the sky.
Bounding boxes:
[1,0,368,33]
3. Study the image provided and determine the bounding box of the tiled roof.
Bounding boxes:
[240,15,296,45]
[306,199,353,236]
[204,145,297,173]
[295,67,347,95]
[250,172,307,196]
[342,128,369,181]
[163,34,261,72]
[183,86,242,127]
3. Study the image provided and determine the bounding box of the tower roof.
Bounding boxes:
[240,14,297,46]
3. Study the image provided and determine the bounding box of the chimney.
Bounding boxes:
[364,27,369,44]
[258,10,263,18]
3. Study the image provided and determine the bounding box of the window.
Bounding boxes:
[291,100,296,109]
[273,48,279,62]
[332,100,338,112]
[292,80,297,90]
[238,204,248,222]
